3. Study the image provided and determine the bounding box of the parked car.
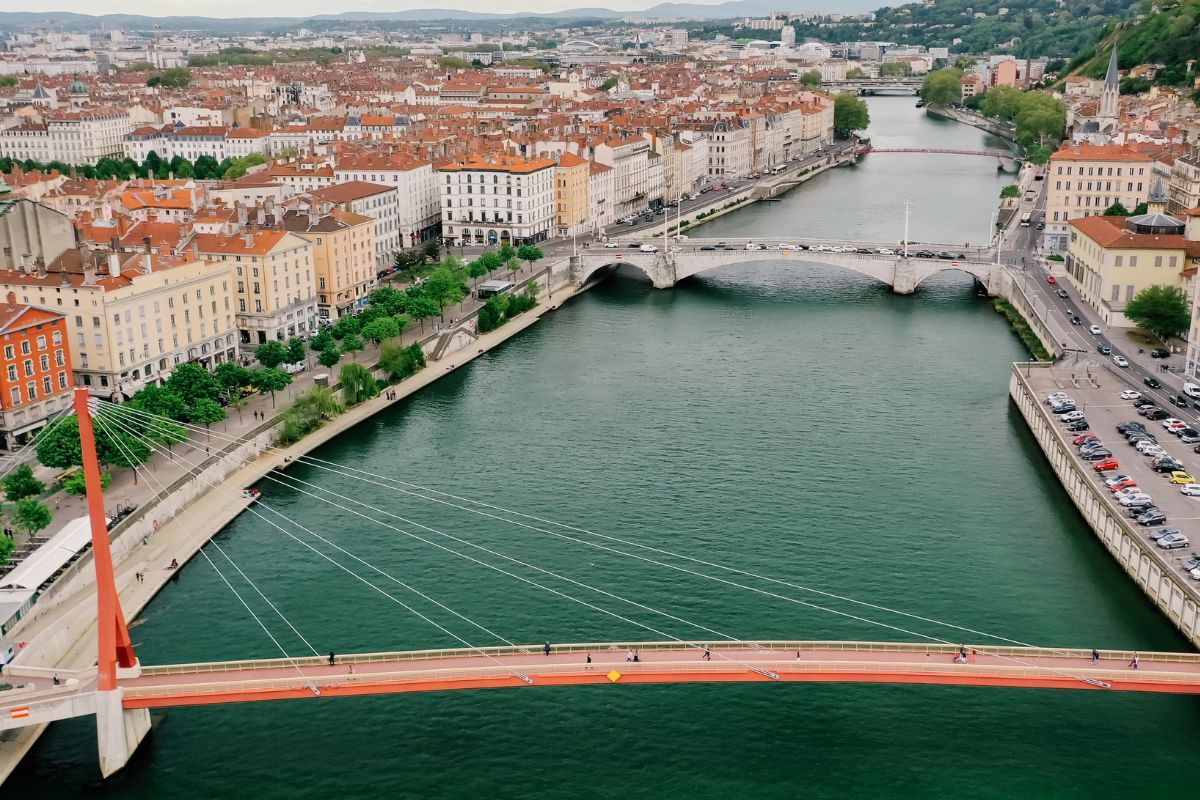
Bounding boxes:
[1081,449,1114,460]
[1145,409,1171,421]
[1129,504,1159,518]
[1060,410,1086,422]
[1183,555,1200,571]
[1076,434,1101,445]
[1093,457,1120,471]
[1119,390,1141,401]
[1118,493,1154,506]
[1157,532,1190,549]
[1169,471,1197,484]
[1138,509,1168,525]
[1144,377,1162,389]
[1150,527,1183,541]
[1105,475,1135,488]
[1066,420,1090,432]
[1180,483,1200,496]
[1113,355,1130,367]
[1153,459,1186,473]
[1151,348,1171,359]
[1117,421,1146,433]
[1180,428,1200,443]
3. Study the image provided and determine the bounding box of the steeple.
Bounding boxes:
[1100,47,1119,121]
[1147,178,1168,215]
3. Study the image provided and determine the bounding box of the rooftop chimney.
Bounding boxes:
[243,231,255,248]
[5,291,15,304]
[107,250,121,279]
[256,205,266,226]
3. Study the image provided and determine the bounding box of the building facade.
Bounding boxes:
[0,299,72,450]
[1044,144,1153,252]
[438,155,556,246]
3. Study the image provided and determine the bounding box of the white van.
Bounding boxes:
[1184,382,1200,400]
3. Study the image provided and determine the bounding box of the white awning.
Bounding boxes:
[0,516,91,592]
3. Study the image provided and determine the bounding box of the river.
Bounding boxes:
[13,98,1200,798]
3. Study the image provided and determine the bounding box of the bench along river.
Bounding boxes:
[13,98,1200,798]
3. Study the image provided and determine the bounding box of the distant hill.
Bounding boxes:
[1071,0,1200,87]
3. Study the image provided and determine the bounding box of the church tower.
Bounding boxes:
[1099,48,1119,124]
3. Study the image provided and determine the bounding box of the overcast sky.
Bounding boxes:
[35,0,694,17]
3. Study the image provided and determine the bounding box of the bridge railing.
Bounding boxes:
[123,656,1200,702]
[135,640,1200,678]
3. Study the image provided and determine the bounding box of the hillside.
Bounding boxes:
[787,0,1139,58]
[1071,0,1200,86]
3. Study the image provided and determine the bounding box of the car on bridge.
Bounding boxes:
[1057,288,1069,298]
[639,244,658,253]
[1145,377,1162,389]
[1113,355,1130,368]
[1150,527,1183,541]
[1137,509,1168,525]
[1097,342,1112,355]
[915,250,935,258]
[1157,532,1190,549]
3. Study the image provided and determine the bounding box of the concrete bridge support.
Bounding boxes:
[892,258,916,295]
[96,688,151,778]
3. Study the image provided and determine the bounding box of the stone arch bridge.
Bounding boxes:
[571,238,1001,294]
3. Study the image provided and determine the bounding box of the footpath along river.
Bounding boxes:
[11,98,1200,798]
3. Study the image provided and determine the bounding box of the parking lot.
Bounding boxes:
[1030,360,1200,585]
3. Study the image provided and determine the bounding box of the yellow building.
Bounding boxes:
[1065,211,1196,326]
[282,204,377,319]
[555,152,590,238]
[191,228,318,348]
[0,246,237,398]
[1045,144,1153,252]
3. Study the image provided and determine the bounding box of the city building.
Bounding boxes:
[554,152,590,238]
[309,181,400,277]
[281,204,377,320]
[438,155,556,246]
[0,297,72,450]
[0,108,132,165]
[1044,144,1154,252]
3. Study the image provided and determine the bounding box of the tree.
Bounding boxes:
[1124,285,1191,340]
[339,363,379,405]
[286,337,307,367]
[254,340,289,369]
[187,398,226,429]
[1103,201,1131,216]
[846,66,864,79]
[0,535,13,567]
[341,333,365,360]
[1000,185,1021,199]
[165,363,222,405]
[407,297,442,331]
[422,239,441,263]
[2,464,43,501]
[96,428,151,483]
[879,62,913,77]
[437,56,473,70]
[309,328,335,353]
[318,345,342,369]
[61,469,112,495]
[331,315,361,340]
[798,69,822,87]
[833,94,870,137]
[379,339,425,381]
[157,67,192,88]
[506,255,522,282]
[497,242,516,263]
[1132,202,1149,215]
[129,384,187,421]
[35,416,82,469]
[12,499,51,537]
[361,317,400,343]
[600,76,619,91]
[251,368,292,408]
[921,68,964,105]
[517,244,544,271]
[214,362,252,396]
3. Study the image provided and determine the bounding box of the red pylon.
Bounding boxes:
[74,389,137,691]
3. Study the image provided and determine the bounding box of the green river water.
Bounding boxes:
[12,98,1200,798]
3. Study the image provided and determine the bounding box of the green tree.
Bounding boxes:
[129,384,187,421]
[309,328,335,353]
[35,416,82,469]
[497,242,516,263]
[0,535,13,567]
[341,333,365,360]
[361,317,400,343]
[331,315,360,340]
[318,345,342,369]
[2,464,43,501]
[833,94,871,137]
[437,56,473,70]
[157,67,192,88]
[379,339,425,381]
[187,397,226,429]
[61,469,112,496]
[12,498,51,537]
[600,76,619,91]
[506,255,522,282]
[251,368,292,408]
[798,69,822,87]
[1132,202,1149,215]
[165,363,222,405]
[254,340,288,369]
[406,296,442,331]
[846,66,864,79]
[214,362,252,397]
[0,76,17,88]
[921,68,964,105]
[879,62,913,77]
[422,239,441,263]
[1124,285,1191,340]
[1000,185,1020,199]
[338,362,379,405]
[97,428,151,483]
[1104,201,1131,216]
[286,337,307,366]
[517,244,544,271]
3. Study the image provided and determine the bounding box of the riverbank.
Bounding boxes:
[925,104,1018,144]
[0,270,587,782]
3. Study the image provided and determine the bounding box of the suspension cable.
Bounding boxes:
[98,405,531,681]
[0,405,74,483]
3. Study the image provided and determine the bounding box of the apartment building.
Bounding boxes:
[1168,147,1200,215]
[555,152,590,237]
[191,228,318,348]
[1044,144,1154,252]
[0,298,72,450]
[587,161,615,235]
[0,108,132,164]
[333,153,441,249]
[282,205,377,319]
[310,181,399,277]
[438,155,556,246]
[592,137,655,218]
[1064,211,1195,326]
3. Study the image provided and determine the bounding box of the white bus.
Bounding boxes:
[1020,212,1032,227]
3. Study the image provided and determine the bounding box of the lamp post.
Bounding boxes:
[903,200,911,258]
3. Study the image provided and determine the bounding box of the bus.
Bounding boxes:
[476,280,515,299]
[1020,212,1032,227]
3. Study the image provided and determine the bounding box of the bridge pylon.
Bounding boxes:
[75,388,150,777]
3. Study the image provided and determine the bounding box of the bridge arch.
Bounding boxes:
[912,261,995,291]
[671,251,900,289]
[577,258,658,288]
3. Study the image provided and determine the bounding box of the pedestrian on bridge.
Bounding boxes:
[328,651,336,667]
[1092,648,1100,664]
[1128,653,1139,670]
[544,641,551,657]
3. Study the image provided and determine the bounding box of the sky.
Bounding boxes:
[30,0,719,17]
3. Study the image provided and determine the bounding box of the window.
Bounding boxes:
[5,365,15,381]
[42,377,51,395]
[1111,285,1120,302]
[9,388,18,406]
[35,335,45,350]
[57,372,67,390]
[51,331,61,345]
[1130,256,1138,267]
[39,355,48,371]
[20,340,29,355]
[1115,255,1123,266]
[1154,256,1163,268]
[22,359,33,377]
[25,383,35,402]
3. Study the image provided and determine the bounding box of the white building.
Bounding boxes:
[310,181,402,277]
[333,153,441,249]
[438,155,556,247]
[0,108,131,164]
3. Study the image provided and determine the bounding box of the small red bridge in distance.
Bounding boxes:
[862,147,1018,159]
